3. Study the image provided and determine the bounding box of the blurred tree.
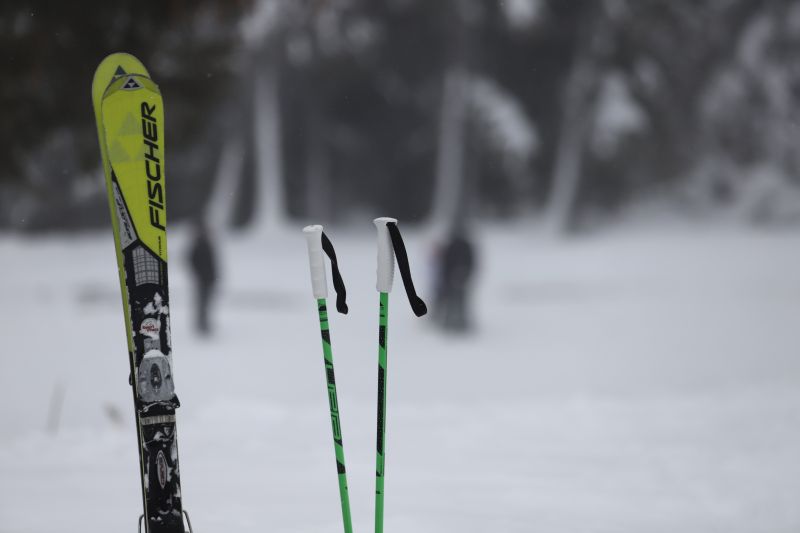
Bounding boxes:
[280,0,448,223]
[0,0,245,230]
[2,0,800,232]
[543,1,610,233]
[692,0,800,222]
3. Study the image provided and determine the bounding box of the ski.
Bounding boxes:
[92,53,190,533]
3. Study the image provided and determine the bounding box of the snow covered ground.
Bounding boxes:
[1,223,799,532]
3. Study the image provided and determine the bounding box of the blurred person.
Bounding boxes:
[187,218,218,336]
[433,224,476,332]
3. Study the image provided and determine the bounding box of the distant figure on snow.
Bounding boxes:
[187,218,218,336]
[433,226,477,332]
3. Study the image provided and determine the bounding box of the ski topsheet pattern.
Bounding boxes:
[92,54,187,533]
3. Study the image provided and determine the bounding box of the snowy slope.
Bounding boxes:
[0,224,799,532]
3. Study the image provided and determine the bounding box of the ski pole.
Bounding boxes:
[373,217,427,533]
[303,225,354,533]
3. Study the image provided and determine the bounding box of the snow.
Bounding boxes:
[1,223,800,532]
[470,75,539,161]
[240,0,282,47]
[592,72,646,157]
[502,0,543,31]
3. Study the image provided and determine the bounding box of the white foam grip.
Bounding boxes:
[374,217,397,293]
[303,225,328,299]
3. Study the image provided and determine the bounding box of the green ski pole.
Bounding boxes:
[303,225,353,533]
[375,290,388,533]
[373,217,427,533]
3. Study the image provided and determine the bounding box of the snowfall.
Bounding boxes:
[0,221,799,532]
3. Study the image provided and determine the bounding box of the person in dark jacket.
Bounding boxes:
[188,219,218,336]
[434,226,476,332]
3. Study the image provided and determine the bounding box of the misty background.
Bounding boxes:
[2,1,800,532]
[4,0,800,232]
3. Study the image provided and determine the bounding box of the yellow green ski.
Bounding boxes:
[92,53,190,533]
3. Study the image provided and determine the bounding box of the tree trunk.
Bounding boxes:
[543,56,599,233]
[207,135,245,230]
[431,66,469,234]
[543,4,608,234]
[430,0,474,235]
[252,49,285,231]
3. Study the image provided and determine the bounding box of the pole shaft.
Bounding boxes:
[375,292,389,533]
[318,298,354,533]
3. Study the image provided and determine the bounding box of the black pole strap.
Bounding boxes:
[386,222,427,317]
[321,231,348,314]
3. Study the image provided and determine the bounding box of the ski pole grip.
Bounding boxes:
[303,225,328,299]
[374,217,397,292]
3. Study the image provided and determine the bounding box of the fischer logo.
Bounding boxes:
[140,318,160,339]
[156,450,168,489]
[141,102,165,231]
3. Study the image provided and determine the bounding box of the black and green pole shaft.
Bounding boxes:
[375,290,389,533]
[317,297,353,532]
[304,225,353,533]
[373,217,427,533]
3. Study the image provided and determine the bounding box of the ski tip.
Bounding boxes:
[93,53,150,84]
[93,53,151,110]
